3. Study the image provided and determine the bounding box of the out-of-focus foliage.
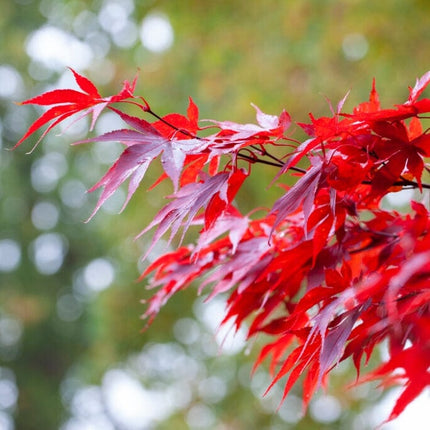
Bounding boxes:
[1,0,429,429]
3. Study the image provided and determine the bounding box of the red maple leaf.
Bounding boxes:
[15,68,142,151]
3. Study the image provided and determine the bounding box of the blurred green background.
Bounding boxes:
[1,0,429,429]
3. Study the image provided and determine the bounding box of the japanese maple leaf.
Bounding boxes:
[208,104,290,139]
[270,159,323,233]
[76,108,207,219]
[151,97,200,138]
[193,205,249,255]
[137,169,248,258]
[15,68,140,150]
[344,70,430,124]
[366,119,428,194]
[287,94,355,170]
[141,247,205,324]
[205,104,291,155]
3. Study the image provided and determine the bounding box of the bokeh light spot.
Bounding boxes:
[384,188,415,208]
[31,152,68,193]
[0,65,23,99]
[0,379,18,410]
[31,201,59,230]
[102,369,174,428]
[83,258,115,292]
[310,394,342,423]
[26,26,93,71]
[279,394,305,423]
[198,376,227,404]
[0,411,13,430]
[140,13,174,53]
[57,294,83,322]
[342,33,369,61]
[186,403,216,429]
[0,240,21,272]
[98,3,128,34]
[0,317,23,348]
[60,179,88,209]
[30,233,68,275]
[173,318,201,345]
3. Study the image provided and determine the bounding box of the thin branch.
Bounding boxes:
[238,151,284,168]
[361,178,430,190]
[397,175,430,190]
[147,109,201,140]
[250,144,284,164]
[249,145,307,174]
[146,109,430,189]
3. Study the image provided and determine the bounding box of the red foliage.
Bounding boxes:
[17,69,430,424]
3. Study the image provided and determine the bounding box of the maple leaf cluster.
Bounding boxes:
[17,69,430,425]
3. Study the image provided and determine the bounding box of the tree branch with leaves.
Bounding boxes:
[16,69,430,426]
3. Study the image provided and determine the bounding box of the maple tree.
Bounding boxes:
[16,69,430,425]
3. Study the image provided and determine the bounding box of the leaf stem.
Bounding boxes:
[361,178,430,190]
[249,145,307,174]
[238,151,284,168]
[147,109,201,140]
